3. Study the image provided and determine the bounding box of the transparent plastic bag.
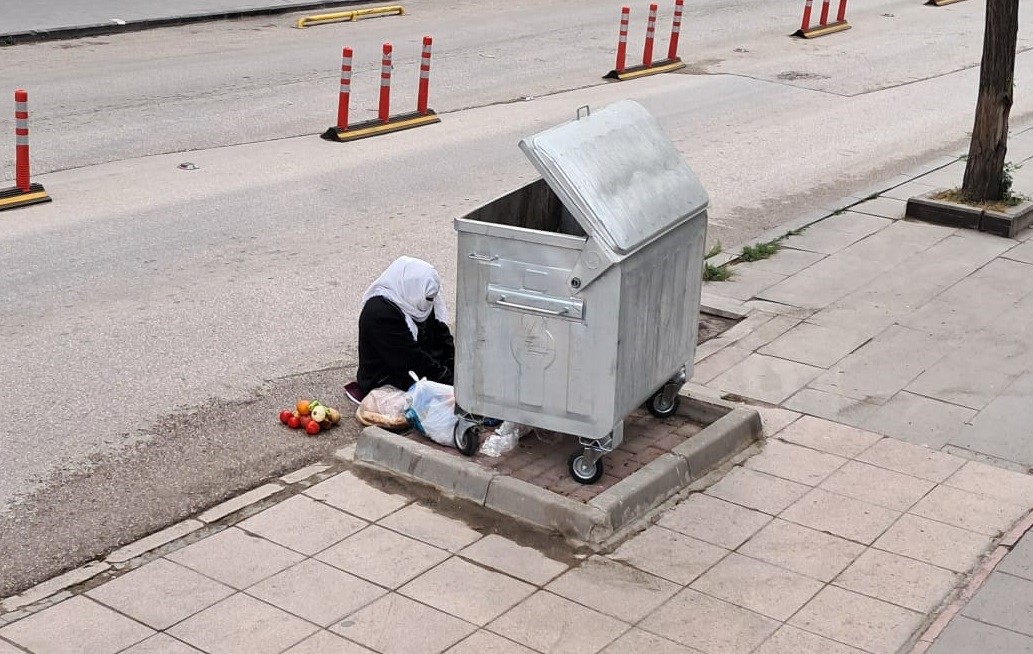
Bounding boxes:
[404,376,458,447]
[479,421,530,457]
[355,385,409,430]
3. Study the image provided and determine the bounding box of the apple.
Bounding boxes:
[310,406,327,422]
[287,415,301,429]
[305,420,321,435]
[278,410,292,425]
[299,415,312,428]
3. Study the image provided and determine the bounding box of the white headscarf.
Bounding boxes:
[361,256,449,339]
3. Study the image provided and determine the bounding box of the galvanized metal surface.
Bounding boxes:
[518,100,709,258]
[454,101,708,444]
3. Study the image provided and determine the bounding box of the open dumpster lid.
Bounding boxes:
[519,100,708,256]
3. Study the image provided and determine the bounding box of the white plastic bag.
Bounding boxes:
[479,421,530,457]
[404,375,458,447]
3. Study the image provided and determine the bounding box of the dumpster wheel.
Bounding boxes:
[568,450,605,485]
[453,420,481,456]
[647,388,681,418]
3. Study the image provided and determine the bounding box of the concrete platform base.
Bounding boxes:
[344,393,762,545]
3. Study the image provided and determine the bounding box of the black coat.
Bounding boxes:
[357,296,455,394]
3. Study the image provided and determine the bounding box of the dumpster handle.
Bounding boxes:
[496,296,570,317]
[576,105,591,120]
[467,253,498,262]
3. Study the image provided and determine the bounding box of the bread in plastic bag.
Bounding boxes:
[404,375,458,447]
[355,385,410,430]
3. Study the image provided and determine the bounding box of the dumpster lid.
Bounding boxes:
[519,100,708,256]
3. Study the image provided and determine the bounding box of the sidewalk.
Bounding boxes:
[0,0,367,44]
[3,131,1033,653]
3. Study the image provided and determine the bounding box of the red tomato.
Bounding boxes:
[305,420,321,435]
[278,410,292,425]
[287,415,301,429]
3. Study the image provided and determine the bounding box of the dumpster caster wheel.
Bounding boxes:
[568,451,604,485]
[454,423,481,456]
[648,388,681,418]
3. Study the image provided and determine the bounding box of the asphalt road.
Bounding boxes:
[1,0,1032,596]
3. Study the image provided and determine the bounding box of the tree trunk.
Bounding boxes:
[962,0,1019,202]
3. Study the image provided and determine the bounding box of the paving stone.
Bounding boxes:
[856,438,966,483]
[107,520,204,564]
[546,556,679,623]
[761,220,949,308]
[753,625,866,654]
[609,525,728,586]
[874,514,991,573]
[458,534,568,586]
[0,596,153,654]
[197,483,283,523]
[246,559,385,627]
[705,266,786,302]
[899,258,1033,336]
[710,354,823,404]
[851,196,908,218]
[739,248,825,276]
[600,628,703,654]
[811,324,953,405]
[401,557,535,626]
[906,332,1029,411]
[2,560,111,611]
[911,485,1029,537]
[282,630,376,654]
[86,558,234,630]
[333,594,475,654]
[789,586,923,654]
[0,639,25,654]
[238,494,367,556]
[305,471,410,521]
[119,634,205,654]
[638,588,778,654]
[168,594,317,654]
[279,463,331,485]
[444,630,538,654]
[487,591,629,654]
[946,460,1033,507]
[782,388,878,430]
[859,392,976,449]
[999,532,1033,582]
[692,346,753,385]
[753,406,801,438]
[379,503,483,552]
[690,552,823,621]
[316,525,449,589]
[658,494,771,550]
[834,548,961,612]
[779,214,889,255]
[739,518,864,582]
[705,467,810,515]
[774,416,882,458]
[961,572,1033,637]
[166,527,305,590]
[744,439,847,486]
[781,488,900,545]
[951,373,1033,467]
[819,460,936,512]
[758,321,870,368]
[928,615,1033,654]
[1003,239,1033,265]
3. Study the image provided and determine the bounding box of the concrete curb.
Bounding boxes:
[1,0,374,46]
[349,392,762,544]
[355,428,497,504]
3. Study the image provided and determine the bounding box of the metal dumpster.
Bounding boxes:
[451,100,709,484]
